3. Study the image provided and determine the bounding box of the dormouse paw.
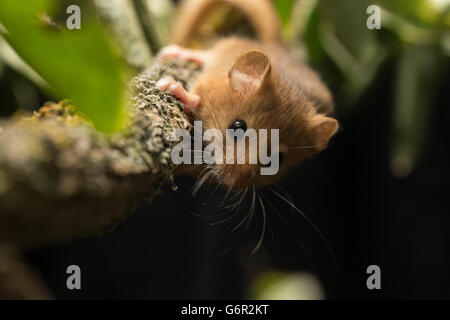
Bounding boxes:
[157,44,208,65]
[156,76,200,114]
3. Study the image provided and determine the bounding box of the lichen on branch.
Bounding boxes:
[0,60,199,247]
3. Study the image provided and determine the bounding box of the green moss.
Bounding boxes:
[0,60,200,246]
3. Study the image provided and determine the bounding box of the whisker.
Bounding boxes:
[230,187,255,233]
[192,169,214,196]
[252,194,267,254]
[219,189,249,255]
[220,181,235,206]
[210,188,247,226]
[244,184,257,230]
[267,186,339,270]
[288,144,324,149]
[273,183,295,204]
[261,191,317,271]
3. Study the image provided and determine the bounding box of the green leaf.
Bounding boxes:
[377,0,450,28]
[304,0,387,106]
[0,35,48,89]
[0,0,129,132]
[272,0,296,32]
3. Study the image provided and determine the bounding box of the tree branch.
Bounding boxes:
[0,60,199,247]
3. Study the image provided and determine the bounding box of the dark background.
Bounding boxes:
[0,0,449,299]
[22,55,450,299]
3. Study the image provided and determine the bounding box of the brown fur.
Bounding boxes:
[171,1,339,190]
[188,38,338,189]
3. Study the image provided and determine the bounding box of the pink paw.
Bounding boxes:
[156,76,200,113]
[157,44,208,65]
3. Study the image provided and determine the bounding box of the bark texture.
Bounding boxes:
[0,60,199,248]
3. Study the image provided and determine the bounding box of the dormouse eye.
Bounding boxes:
[228,119,247,132]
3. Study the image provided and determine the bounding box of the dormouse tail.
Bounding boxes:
[172,0,281,46]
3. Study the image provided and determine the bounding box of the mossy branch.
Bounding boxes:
[0,60,199,248]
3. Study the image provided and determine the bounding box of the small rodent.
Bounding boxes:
[157,0,339,191]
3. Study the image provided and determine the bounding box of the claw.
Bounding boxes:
[156,76,200,113]
[155,76,175,90]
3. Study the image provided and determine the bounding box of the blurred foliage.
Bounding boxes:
[273,0,296,39]
[273,0,296,27]
[391,44,444,177]
[303,0,387,104]
[250,270,324,300]
[0,0,448,168]
[0,0,129,132]
[0,36,47,89]
[378,0,450,28]
[0,0,447,300]
[93,0,153,69]
[132,0,174,52]
[283,0,449,177]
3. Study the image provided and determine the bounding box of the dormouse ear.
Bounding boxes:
[228,49,271,92]
[308,115,339,152]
